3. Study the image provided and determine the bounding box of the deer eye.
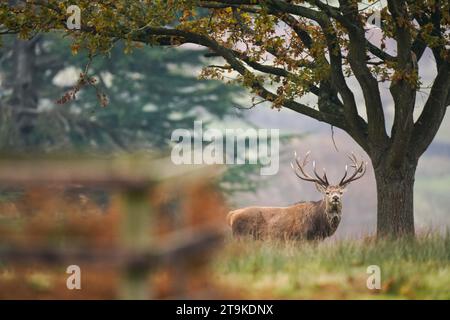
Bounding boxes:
[326,192,330,195]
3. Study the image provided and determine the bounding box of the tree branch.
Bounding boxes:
[337,0,388,145]
[134,26,353,136]
[412,62,450,158]
[387,0,417,167]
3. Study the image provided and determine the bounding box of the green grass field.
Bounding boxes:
[213,233,450,299]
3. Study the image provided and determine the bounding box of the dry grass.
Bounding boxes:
[213,233,450,299]
[1,186,448,299]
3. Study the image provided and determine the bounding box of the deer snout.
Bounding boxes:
[332,195,340,201]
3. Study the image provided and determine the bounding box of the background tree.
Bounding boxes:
[1,0,449,238]
[0,34,243,151]
[0,33,264,194]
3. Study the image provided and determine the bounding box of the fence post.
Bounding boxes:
[120,185,152,300]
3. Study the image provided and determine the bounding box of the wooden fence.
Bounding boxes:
[0,154,225,299]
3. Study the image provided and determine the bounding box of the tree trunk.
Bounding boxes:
[10,37,39,147]
[374,159,417,238]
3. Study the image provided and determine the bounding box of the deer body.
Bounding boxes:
[228,200,342,240]
[227,152,366,241]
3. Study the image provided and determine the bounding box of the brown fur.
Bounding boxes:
[227,197,342,241]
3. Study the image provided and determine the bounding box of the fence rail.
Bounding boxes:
[0,228,222,269]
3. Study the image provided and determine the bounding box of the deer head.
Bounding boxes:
[291,151,367,224]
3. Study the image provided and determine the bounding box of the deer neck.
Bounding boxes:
[322,199,342,233]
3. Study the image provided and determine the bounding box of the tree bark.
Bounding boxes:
[374,158,417,238]
[10,37,39,147]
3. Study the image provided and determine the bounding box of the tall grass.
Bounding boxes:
[213,232,450,299]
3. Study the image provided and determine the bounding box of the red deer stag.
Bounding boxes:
[227,152,367,240]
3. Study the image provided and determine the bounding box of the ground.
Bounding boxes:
[0,188,449,299]
[213,234,450,299]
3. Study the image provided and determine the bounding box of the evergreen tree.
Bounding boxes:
[0,34,243,151]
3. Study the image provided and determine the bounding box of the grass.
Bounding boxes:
[1,187,449,299]
[213,233,450,299]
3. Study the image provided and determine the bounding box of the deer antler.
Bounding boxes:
[291,151,329,186]
[339,152,367,186]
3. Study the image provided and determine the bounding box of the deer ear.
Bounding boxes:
[315,182,326,193]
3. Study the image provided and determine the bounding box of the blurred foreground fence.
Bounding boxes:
[0,154,226,299]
